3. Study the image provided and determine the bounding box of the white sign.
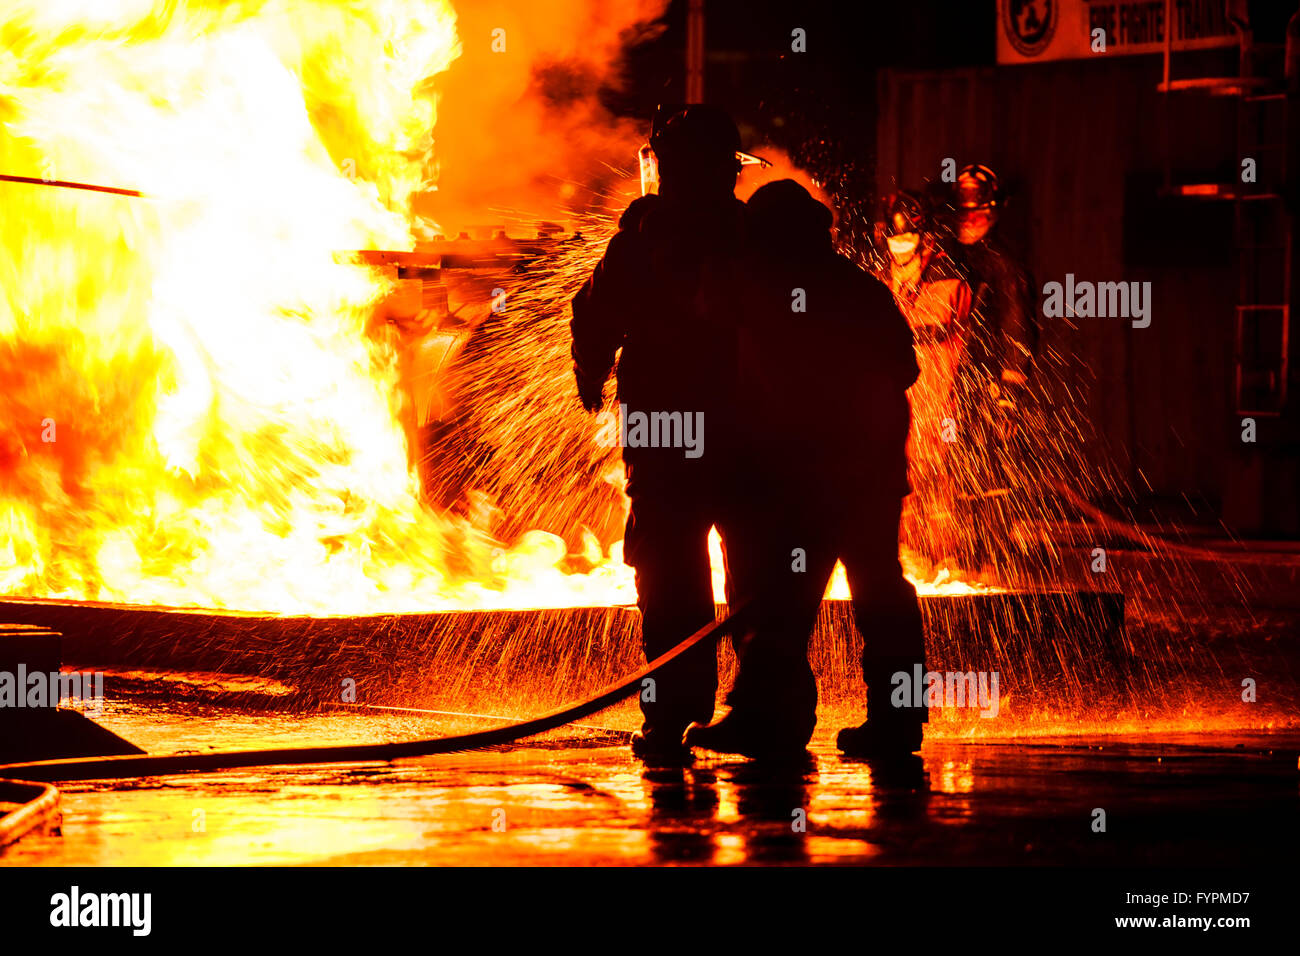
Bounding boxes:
[997,0,1238,64]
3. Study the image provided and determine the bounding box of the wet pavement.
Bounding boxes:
[3,699,1297,866]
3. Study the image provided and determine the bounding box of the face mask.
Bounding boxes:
[887,233,920,261]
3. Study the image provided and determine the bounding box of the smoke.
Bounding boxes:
[417,0,670,236]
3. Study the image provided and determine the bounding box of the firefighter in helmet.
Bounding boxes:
[684,180,926,761]
[938,164,1039,574]
[878,189,973,567]
[569,105,747,764]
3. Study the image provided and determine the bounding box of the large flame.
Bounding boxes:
[0,0,645,613]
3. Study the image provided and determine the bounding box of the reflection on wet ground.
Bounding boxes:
[3,700,1297,865]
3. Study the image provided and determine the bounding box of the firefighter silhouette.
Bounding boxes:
[685,180,928,760]
[570,105,748,764]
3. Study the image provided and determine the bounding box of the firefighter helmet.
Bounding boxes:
[955,164,1001,210]
[883,189,931,236]
[649,104,742,164]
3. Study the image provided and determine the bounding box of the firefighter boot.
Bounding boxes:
[837,657,928,759]
[683,706,813,760]
[631,725,695,766]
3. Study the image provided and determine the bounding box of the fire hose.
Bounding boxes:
[0,779,60,848]
[0,605,750,784]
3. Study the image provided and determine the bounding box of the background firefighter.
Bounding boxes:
[569,105,746,763]
[936,164,1040,575]
[877,189,973,570]
[684,180,926,760]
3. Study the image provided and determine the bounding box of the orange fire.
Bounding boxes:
[0,0,638,613]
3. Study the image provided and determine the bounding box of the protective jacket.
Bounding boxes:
[736,248,919,501]
[570,192,745,462]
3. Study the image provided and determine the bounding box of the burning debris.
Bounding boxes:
[0,0,645,613]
